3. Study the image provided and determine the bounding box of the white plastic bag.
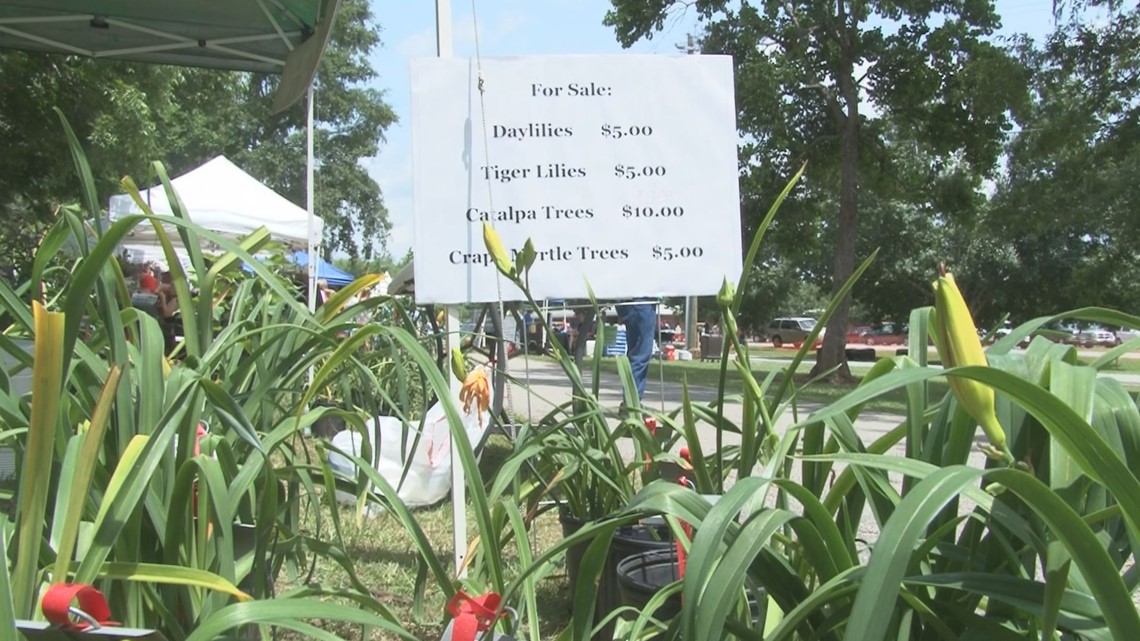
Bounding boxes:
[327,385,493,513]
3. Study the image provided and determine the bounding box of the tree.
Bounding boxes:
[605,0,1028,380]
[334,248,413,277]
[0,0,395,281]
[985,6,1140,319]
[158,0,397,259]
[0,55,179,278]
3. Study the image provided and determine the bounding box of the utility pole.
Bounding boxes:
[684,33,700,353]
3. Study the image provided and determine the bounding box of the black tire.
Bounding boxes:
[772,336,783,348]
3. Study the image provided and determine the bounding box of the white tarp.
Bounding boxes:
[108,155,322,248]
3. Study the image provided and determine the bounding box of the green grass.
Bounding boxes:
[1092,355,1140,373]
[277,436,570,641]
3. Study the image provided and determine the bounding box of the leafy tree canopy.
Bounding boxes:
[606,0,1029,379]
[0,0,394,281]
[334,248,413,278]
[984,5,1140,320]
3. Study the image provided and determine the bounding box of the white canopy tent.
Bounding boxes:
[108,155,323,250]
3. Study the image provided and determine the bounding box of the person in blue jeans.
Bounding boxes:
[616,300,657,399]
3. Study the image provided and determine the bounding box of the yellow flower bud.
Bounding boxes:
[450,347,468,383]
[482,223,514,278]
[932,269,1007,454]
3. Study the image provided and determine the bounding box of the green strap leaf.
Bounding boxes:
[52,366,121,583]
[844,466,983,641]
[988,468,1140,640]
[11,303,65,617]
[184,599,419,641]
[0,515,16,638]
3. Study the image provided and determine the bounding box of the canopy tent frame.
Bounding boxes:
[0,0,332,83]
[0,20,300,65]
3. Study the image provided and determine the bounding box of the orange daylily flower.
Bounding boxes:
[459,367,490,427]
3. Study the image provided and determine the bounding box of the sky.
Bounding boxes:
[362,0,1060,259]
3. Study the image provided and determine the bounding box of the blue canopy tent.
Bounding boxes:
[290,251,354,289]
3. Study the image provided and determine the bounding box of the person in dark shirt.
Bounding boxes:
[156,272,179,353]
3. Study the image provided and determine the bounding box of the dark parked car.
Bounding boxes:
[860,323,907,346]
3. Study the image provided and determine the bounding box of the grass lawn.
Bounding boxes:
[278,436,570,641]
[1095,355,1140,373]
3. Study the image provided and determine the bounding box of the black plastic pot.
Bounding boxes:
[560,511,587,592]
[560,511,673,639]
[617,550,768,638]
[616,549,683,621]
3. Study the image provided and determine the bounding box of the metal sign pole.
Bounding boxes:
[306,86,317,313]
[435,0,467,579]
[302,85,317,437]
[684,34,699,353]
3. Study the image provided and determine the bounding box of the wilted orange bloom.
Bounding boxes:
[459,368,490,427]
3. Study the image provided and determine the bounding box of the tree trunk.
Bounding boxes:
[812,15,860,383]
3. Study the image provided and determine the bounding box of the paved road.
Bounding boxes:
[502,349,1140,438]
[500,356,981,462]
[500,355,989,553]
[497,346,1134,481]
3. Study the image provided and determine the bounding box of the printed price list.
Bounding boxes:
[411,55,742,303]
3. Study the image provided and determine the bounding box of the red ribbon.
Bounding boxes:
[675,519,695,581]
[193,423,207,457]
[447,591,503,641]
[641,416,658,473]
[42,584,117,630]
[675,459,694,581]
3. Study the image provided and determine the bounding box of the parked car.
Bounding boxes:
[993,321,1013,341]
[765,317,822,348]
[846,325,872,343]
[1035,321,1076,342]
[1077,327,1117,347]
[1116,328,1140,345]
[986,320,1030,347]
[861,323,907,346]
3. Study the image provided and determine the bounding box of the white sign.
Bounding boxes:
[410,55,742,304]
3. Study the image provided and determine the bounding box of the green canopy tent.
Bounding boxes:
[0,0,341,307]
[0,0,340,111]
